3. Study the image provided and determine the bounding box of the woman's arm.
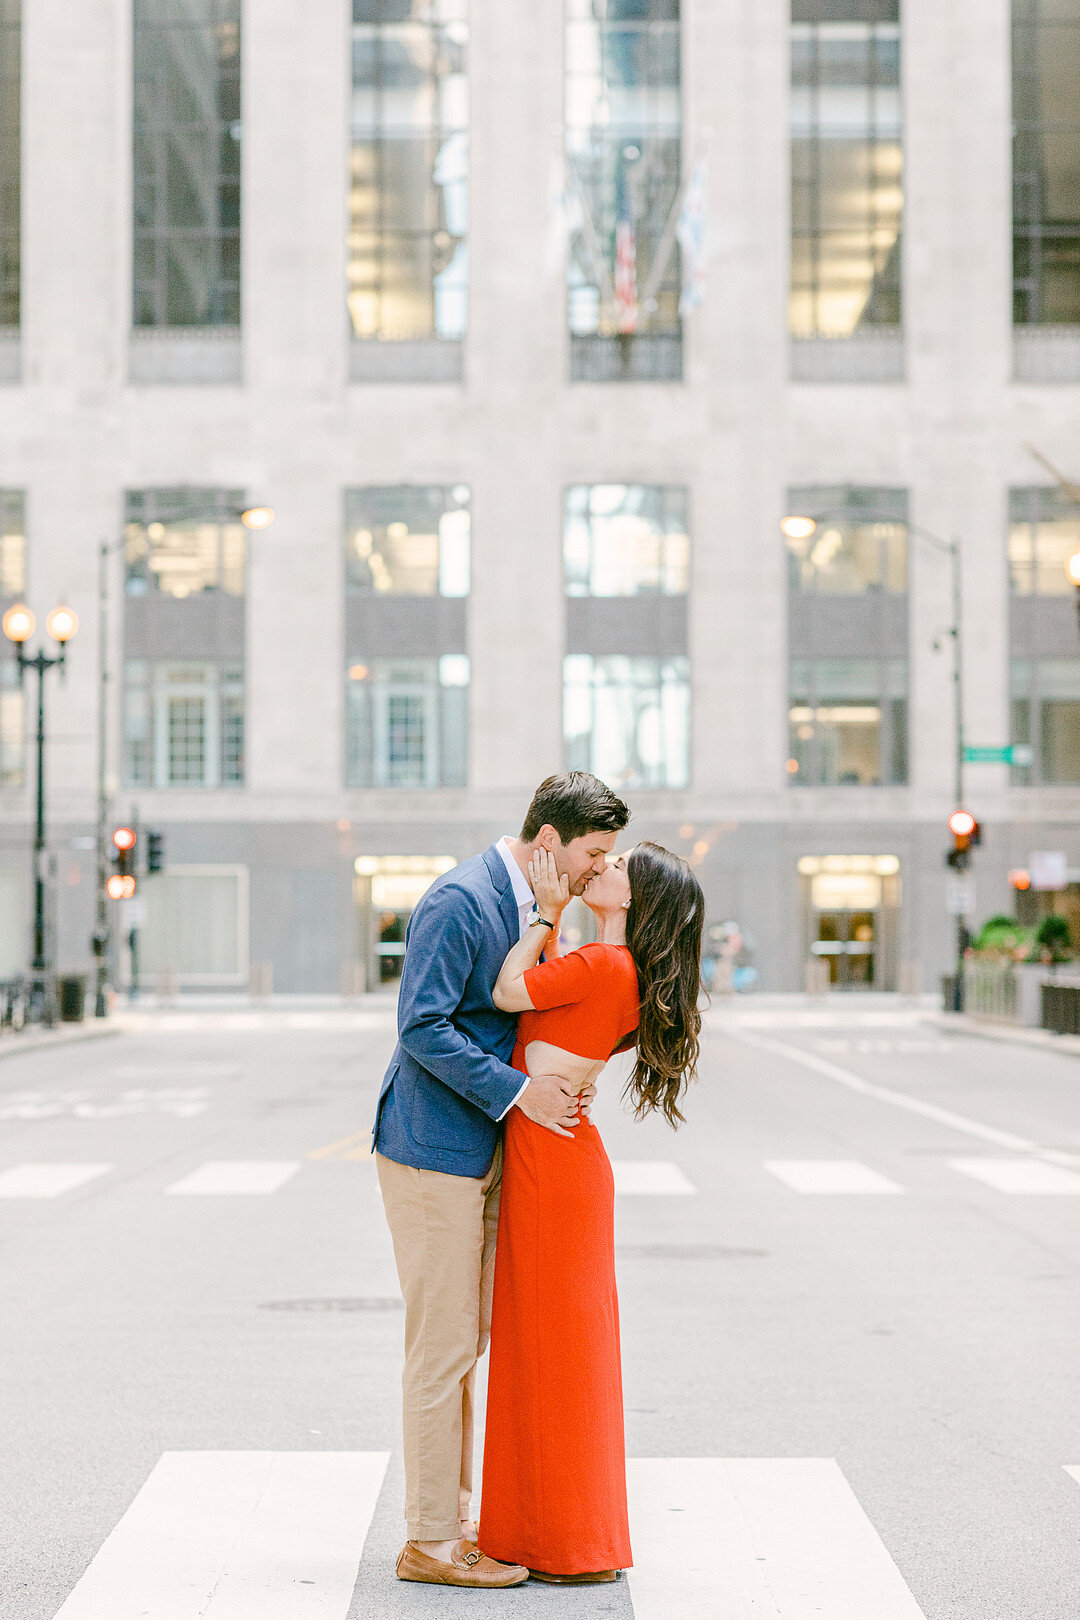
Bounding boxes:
[492,848,569,1012]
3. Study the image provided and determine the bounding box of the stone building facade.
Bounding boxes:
[1,0,1079,994]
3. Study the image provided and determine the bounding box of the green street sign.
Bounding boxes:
[964,744,1033,765]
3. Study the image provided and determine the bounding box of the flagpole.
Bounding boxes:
[638,168,692,309]
[563,160,617,305]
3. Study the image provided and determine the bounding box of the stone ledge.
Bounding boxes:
[129,327,242,385]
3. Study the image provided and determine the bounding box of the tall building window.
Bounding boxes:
[785,507,907,594]
[565,483,688,595]
[1012,661,1080,784]
[790,0,902,365]
[132,0,241,329]
[0,490,25,787]
[789,658,907,785]
[345,486,469,786]
[124,661,244,789]
[786,486,908,785]
[348,0,468,377]
[1013,0,1080,327]
[346,656,468,788]
[1009,487,1080,780]
[0,2,18,330]
[345,484,469,596]
[565,655,689,788]
[122,490,246,788]
[565,0,683,382]
[564,485,689,787]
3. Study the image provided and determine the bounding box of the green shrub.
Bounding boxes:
[973,916,1034,955]
[1035,914,1072,959]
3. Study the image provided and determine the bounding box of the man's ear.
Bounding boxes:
[537,825,559,852]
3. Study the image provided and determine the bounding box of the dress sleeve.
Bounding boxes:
[523,945,598,1011]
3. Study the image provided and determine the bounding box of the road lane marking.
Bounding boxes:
[764,1159,903,1194]
[52,1450,389,1619]
[735,1031,1039,1152]
[307,1130,371,1160]
[0,1162,112,1198]
[0,1089,210,1121]
[813,1038,951,1055]
[612,1160,697,1195]
[626,1458,926,1619]
[120,1009,397,1034]
[165,1161,302,1195]
[948,1157,1080,1194]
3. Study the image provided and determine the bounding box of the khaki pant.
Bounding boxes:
[376,1144,502,1541]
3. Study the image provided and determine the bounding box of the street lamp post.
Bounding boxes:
[2,602,79,1025]
[781,512,966,1005]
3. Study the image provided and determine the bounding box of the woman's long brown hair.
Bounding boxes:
[623,841,704,1127]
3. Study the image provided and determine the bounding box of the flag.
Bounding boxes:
[676,158,707,315]
[613,161,638,335]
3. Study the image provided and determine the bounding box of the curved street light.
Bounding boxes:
[240,505,275,531]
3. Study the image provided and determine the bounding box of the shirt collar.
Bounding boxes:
[496,836,535,913]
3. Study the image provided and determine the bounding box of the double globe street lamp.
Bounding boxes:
[2,600,79,1025]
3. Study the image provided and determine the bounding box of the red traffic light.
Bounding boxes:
[1009,868,1031,891]
[106,873,136,899]
[948,810,976,838]
[112,826,137,851]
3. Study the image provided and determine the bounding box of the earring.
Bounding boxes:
[622,900,630,910]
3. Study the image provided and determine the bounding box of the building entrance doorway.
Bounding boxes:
[814,909,876,987]
[798,855,901,992]
[353,856,456,988]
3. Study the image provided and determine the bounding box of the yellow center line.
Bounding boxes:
[307,1129,371,1160]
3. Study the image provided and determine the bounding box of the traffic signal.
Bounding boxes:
[108,826,137,898]
[146,829,165,874]
[946,809,981,871]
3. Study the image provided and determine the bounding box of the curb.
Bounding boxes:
[0,1021,121,1064]
[928,1010,1080,1059]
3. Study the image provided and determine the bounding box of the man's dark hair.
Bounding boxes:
[520,772,630,844]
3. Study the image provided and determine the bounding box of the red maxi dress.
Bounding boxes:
[479,942,640,1575]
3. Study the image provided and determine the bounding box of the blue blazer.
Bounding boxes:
[372,844,525,1177]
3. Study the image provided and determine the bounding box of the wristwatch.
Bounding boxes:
[528,908,556,930]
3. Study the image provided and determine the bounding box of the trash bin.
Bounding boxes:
[941,973,961,1013]
[57,973,87,1022]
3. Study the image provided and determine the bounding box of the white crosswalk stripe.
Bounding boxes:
[948,1157,1080,1194]
[612,1160,697,1195]
[51,1450,389,1619]
[627,1457,926,1618]
[22,1154,1080,1201]
[764,1159,904,1194]
[0,1162,112,1198]
[165,1160,303,1196]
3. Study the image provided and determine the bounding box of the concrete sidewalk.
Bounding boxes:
[930,1009,1080,1059]
[0,1020,119,1064]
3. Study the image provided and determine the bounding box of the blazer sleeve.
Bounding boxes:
[523,945,598,1010]
[396,881,525,1123]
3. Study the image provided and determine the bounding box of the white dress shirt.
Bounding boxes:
[494,837,536,1118]
[496,835,536,938]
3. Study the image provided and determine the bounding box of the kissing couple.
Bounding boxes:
[373,771,704,1587]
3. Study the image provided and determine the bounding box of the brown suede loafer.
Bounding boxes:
[396,1539,529,1587]
[529,1568,619,1584]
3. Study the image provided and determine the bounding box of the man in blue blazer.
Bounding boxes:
[375,772,630,1588]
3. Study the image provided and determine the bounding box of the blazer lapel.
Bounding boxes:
[482,843,521,951]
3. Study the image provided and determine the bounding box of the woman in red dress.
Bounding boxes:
[479,841,704,1585]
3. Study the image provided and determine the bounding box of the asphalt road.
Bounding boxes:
[1,996,1079,1619]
